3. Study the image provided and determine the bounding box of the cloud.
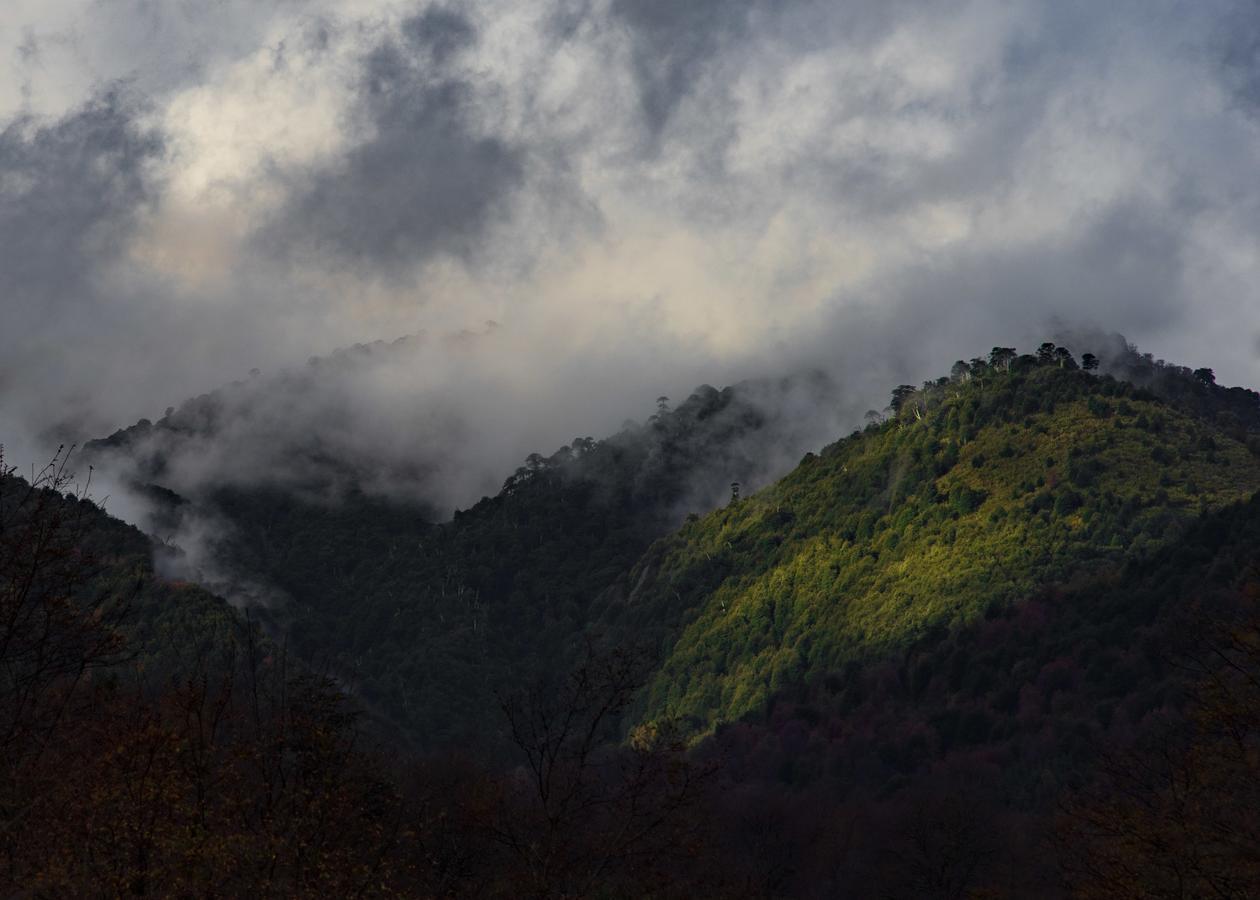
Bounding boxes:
[0,90,162,306]
[403,5,477,63]
[1219,0,1260,114]
[0,0,313,121]
[2,0,1260,526]
[0,89,167,436]
[265,10,526,275]
[607,0,755,136]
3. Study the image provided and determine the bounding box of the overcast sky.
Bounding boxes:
[3,0,1260,508]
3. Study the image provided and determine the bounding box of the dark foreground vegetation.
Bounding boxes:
[7,339,1260,896]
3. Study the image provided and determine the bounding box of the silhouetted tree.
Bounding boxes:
[495,642,712,898]
[989,347,1017,373]
[890,385,918,414]
[0,446,129,798]
[879,790,997,900]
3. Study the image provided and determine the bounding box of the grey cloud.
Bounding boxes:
[0,89,162,310]
[270,17,337,72]
[609,0,757,136]
[401,6,476,63]
[1219,0,1260,113]
[604,0,946,147]
[544,0,597,41]
[777,195,1198,410]
[267,18,524,275]
[3,0,322,121]
[0,88,206,449]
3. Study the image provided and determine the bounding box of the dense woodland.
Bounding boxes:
[88,374,835,752]
[5,338,1260,895]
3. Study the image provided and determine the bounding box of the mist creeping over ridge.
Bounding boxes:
[83,333,844,519]
[4,0,1260,514]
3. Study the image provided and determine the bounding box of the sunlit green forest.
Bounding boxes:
[624,358,1260,732]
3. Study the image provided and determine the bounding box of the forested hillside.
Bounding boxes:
[612,348,1260,734]
[670,486,1260,896]
[9,339,1260,895]
[0,448,245,678]
[88,374,836,749]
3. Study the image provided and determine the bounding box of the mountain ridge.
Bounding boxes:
[80,337,1260,756]
[86,370,842,749]
[597,350,1260,735]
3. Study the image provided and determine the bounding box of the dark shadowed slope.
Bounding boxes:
[88,372,839,749]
